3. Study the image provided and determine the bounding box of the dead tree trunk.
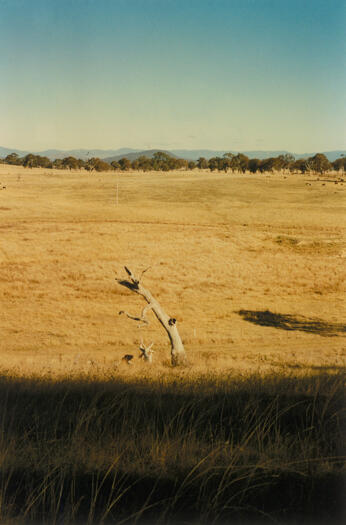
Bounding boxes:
[117,267,187,366]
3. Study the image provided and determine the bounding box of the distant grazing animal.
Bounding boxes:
[122,354,134,365]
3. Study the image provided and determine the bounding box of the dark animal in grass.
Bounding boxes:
[122,354,134,365]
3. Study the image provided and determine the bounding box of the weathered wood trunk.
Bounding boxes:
[117,267,187,366]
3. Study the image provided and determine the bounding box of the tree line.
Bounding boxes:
[2,151,345,174]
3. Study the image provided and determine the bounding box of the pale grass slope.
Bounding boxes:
[0,164,345,379]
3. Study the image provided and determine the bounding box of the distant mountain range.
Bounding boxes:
[0,146,345,162]
[0,147,137,161]
[104,149,179,162]
[170,149,346,162]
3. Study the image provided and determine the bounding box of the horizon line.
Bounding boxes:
[1,144,345,155]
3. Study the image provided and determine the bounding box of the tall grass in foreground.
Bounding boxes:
[0,371,344,524]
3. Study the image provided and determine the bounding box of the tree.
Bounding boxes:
[188,160,196,170]
[290,158,308,174]
[223,152,234,172]
[85,157,108,172]
[333,157,346,172]
[5,153,21,165]
[232,153,249,173]
[118,158,131,171]
[62,156,79,170]
[175,158,188,170]
[208,157,220,171]
[94,160,111,172]
[137,156,152,171]
[22,154,38,168]
[307,153,331,174]
[152,152,176,171]
[117,267,187,366]
[20,154,51,168]
[260,157,279,173]
[37,156,52,168]
[197,157,208,169]
[52,158,64,169]
[277,153,294,170]
[248,158,261,173]
[111,161,121,171]
[85,158,96,172]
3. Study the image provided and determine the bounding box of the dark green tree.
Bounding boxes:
[94,159,111,172]
[52,159,64,169]
[85,157,99,172]
[248,158,261,173]
[137,156,152,171]
[208,157,220,171]
[332,156,346,172]
[111,161,121,171]
[5,152,21,165]
[37,156,52,168]
[62,156,79,170]
[290,158,309,174]
[277,153,295,170]
[152,152,176,171]
[118,158,131,171]
[175,158,188,170]
[22,154,38,168]
[232,153,249,173]
[260,157,279,172]
[197,157,208,169]
[307,153,331,174]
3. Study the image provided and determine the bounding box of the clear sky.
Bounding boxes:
[0,0,345,153]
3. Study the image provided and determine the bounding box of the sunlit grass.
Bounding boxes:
[0,165,345,378]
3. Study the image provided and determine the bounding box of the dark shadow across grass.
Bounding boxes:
[237,309,346,337]
[0,372,345,524]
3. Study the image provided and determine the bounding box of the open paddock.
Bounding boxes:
[0,164,344,378]
[0,164,345,524]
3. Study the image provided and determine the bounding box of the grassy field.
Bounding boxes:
[0,164,345,523]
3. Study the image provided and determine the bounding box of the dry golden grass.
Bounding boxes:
[0,166,345,524]
[0,164,345,379]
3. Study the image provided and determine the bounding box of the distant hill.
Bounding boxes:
[294,150,346,162]
[0,147,137,161]
[0,146,30,158]
[104,149,180,163]
[0,145,345,163]
[170,149,294,160]
[37,148,137,160]
[170,150,346,161]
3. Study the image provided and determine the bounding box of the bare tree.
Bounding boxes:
[117,267,187,366]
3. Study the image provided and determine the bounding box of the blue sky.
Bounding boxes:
[0,0,345,152]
